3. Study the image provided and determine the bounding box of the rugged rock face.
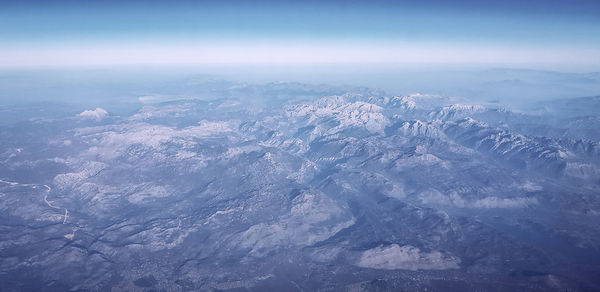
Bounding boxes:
[0,82,599,291]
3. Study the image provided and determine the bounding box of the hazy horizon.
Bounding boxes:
[2,64,599,111]
[2,0,599,68]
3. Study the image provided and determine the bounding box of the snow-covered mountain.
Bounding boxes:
[0,82,599,291]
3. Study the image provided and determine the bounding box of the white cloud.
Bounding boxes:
[356,244,460,271]
[468,196,538,208]
[419,189,538,208]
[77,108,108,121]
[74,120,235,160]
[517,181,543,192]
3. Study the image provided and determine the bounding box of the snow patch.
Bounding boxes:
[287,95,389,133]
[238,192,354,256]
[53,161,108,190]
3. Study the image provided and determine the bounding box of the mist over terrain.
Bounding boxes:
[2,64,600,107]
[1,65,599,291]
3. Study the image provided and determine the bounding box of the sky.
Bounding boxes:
[1,0,599,68]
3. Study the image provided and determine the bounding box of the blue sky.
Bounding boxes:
[1,0,599,67]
